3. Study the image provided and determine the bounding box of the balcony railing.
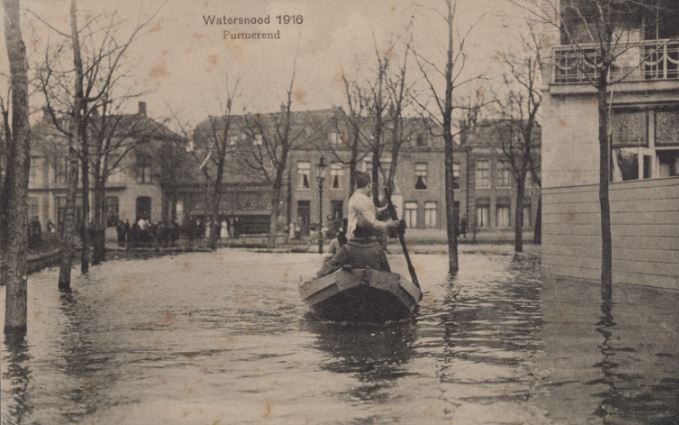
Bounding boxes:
[553,39,679,84]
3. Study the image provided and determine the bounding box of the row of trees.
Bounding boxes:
[2,0,546,333]
[1,0,171,332]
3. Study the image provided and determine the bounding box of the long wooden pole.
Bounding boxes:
[384,188,421,298]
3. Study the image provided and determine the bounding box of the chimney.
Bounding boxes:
[280,103,286,113]
[138,101,147,117]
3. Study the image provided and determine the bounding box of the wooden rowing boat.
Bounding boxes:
[299,268,421,322]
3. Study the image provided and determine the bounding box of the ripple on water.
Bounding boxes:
[1,250,678,424]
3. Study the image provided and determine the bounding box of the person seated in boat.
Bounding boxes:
[316,172,399,277]
[323,218,348,264]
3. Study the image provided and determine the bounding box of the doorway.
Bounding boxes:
[297,200,310,236]
[136,196,152,220]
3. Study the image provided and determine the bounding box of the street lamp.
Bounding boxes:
[317,155,327,254]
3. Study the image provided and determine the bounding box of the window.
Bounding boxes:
[29,158,40,186]
[29,197,39,220]
[424,202,437,228]
[415,163,428,190]
[404,202,418,228]
[453,163,460,189]
[56,196,84,230]
[364,159,391,186]
[298,161,311,189]
[525,172,533,190]
[329,132,341,146]
[330,200,343,219]
[228,134,239,146]
[108,165,124,184]
[497,162,512,188]
[610,107,679,182]
[476,205,489,228]
[416,134,428,147]
[496,203,511,228]
[476,160,490,188]
[658,150,679,177]
[523,204,531,227]
[330,163,343,189]
[54,156,68,184]
[106,196,119,226]
[253,134,263,146]
[136,154,152,183]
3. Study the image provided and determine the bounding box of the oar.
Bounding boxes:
[384,187,422,299]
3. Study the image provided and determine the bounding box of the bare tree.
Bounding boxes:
[413,0,484,274]
[192,77,240,249]
[315,74,371,195]
[366,39,392,204]
[34,0,159,288]
[1,0,31,332]
[511,0,674,296]
[240,59,307,247]
[385,39,415,195]
[494,23,543,253]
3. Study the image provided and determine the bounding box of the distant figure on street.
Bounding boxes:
[220,219,229,239]
[47,220,56,234]
[460,215,467,239]
[205,218,212,240]
[288,221,296,241]
[116,220,125,247]
[123,219,130,246]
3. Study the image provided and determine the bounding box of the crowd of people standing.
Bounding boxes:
[115,216,241,249]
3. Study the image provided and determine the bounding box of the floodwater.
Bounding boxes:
[1,249,678,424]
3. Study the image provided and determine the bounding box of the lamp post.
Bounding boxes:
[317,155,327,254]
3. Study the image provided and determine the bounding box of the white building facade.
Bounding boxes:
[542,0,679,290]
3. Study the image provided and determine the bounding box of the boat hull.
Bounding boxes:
[299,269,421,322]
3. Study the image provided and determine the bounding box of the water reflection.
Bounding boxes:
[2,331,32,425]
[56,288,118,423]
[436,256,543,404]
[304,320,417,403]
[593,297,679,424]
[2,251,679,425]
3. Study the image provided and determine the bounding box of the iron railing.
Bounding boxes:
[553,39,679,84]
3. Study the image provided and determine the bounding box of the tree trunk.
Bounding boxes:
[58,144,79,290]
[70,0,89,274]
[514,180,525,253]
[597,80,613,298]
[80,128,90,273]
[349,125,360,195]
[2,0,31,332]
[371,147,380,204]
[443,0,459,274]
[92,176,105,264]
[208,180,221,250]
[269,184,282,248]
[533,194,541,244]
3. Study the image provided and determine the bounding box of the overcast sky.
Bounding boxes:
[1,0,531,126]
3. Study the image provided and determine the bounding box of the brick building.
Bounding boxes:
[28,102,184,229]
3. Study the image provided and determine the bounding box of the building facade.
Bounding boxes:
[542,0,679,289]
[186,109,540,238]
[28,102,184,229]
[461,121,541,240]
[27,104,542,240]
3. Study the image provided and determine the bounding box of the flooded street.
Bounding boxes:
[2,249,679,424]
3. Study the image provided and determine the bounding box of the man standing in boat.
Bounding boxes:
[316,171,400,277]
